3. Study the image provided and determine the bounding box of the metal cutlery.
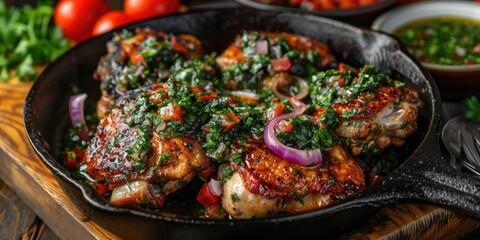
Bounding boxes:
[442,117,480,176]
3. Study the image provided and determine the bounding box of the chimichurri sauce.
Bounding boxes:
[394,17,480,65]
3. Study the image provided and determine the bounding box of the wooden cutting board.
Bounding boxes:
[0,80,478,239]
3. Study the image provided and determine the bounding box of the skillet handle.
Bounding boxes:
[362,134,480,220]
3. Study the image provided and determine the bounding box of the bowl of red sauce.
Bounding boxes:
[372,1,480,100]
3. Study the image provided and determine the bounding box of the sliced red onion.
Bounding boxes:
[270,74,309,100]
[255,40,268,55]
[208,179,223,197]
[69,93,90,141]
[263,97,322,167]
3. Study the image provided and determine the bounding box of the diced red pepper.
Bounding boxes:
[95,183,108,195]
[271,57,292,72]
[196,182,220,208]
[65,147,85,169]
[220,112,241,131]
[173,105,184,123]
[283,123,294,133]
[171,36,189,54]
[197,93,218,101]
[337,78,346,87]
[200,166,215,180]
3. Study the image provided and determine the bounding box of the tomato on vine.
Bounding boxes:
[54,0,110,42]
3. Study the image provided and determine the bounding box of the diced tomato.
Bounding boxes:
[190,86,203,94]
[173,105,184,123]
[196,182,220,208]
[220,112,241,131]
[337,78,346,87]
[339,0,359,9]
[130,54,145,65]
[338,62,351,73]
[95,183,108,195]
[197,93,218,101]
[338,62,359,74]
[65,147,85,169]
[283,123,294,133]
[274,103,285,118]
[171,36,189,54]
[271,57,292,72]
[200,166,215,180]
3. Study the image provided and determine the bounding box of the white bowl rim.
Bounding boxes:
[371,0,480,72]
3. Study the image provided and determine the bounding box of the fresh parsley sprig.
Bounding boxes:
[0,0,70,81]
[464,96,480,120]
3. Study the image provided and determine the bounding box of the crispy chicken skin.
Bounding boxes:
[85,84,211,207]
[221,143,365,218]
[315,85,423,156]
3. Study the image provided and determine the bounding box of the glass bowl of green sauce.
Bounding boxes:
[372,1,480,100]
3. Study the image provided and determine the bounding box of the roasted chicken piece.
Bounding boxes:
[94,28,205,118]
[85,84,211,207]
[311,65,423,156]
[221,143,365,219]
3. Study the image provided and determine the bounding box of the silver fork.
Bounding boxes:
[460,119,480,176]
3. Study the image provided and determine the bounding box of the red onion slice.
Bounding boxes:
[270,74,309,100]
[263,97,322,167]
[208,179,223,197]
[69,93,90,141]
[255,40,268,55]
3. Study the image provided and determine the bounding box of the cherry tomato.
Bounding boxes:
[54,0,110,43]
[92,11,134,36]
[124,0,180,21]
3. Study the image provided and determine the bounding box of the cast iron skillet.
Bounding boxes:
[24,9,480,239]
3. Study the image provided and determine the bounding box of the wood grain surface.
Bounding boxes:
[0,180,37,239]
[0,80,479,239]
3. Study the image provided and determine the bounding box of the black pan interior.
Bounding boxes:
[24,9,451,238]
